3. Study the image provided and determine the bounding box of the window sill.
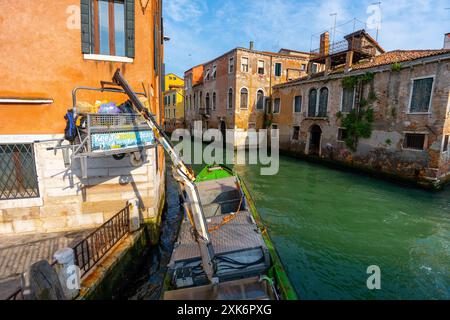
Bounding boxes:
[406,112,431,115]
[0,197,43,210]
[83,54,134,63]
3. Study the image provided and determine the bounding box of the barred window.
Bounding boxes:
[0,144,39,200]
[273,98,281,114]
[403,133,426,150]
[308,89,317,117]
[318,87,328,117]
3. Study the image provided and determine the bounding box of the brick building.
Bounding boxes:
[272,30,450,189]
[184,44,313,145]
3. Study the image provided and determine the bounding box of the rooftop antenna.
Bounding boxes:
[330,13,338,47]
[372,1,382,41]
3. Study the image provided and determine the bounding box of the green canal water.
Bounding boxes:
[191,150,450,300]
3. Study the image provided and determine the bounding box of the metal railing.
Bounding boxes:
[6,204,131,300]
[73,204,131,277]
[311,38,377,58]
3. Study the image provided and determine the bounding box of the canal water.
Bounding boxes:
[128,144,449,300]
[229,155,450,300]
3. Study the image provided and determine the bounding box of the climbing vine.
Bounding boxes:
[337,72,377,151]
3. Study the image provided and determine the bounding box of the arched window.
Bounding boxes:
[212,92,216,110]
[193,93,196,109]
[256,90,264,110]
[318,87,328,117]
[228,88,233,109]
[199,92,203,108]
[308,88,317,117]
[240,88,248,109]
[205,93,210,110]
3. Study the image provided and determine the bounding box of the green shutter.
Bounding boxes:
[80,0,92,54]
[125,0,135,58]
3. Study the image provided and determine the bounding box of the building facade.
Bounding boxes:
[163,73,184,132]
[0,0,166,235]
[184,45,312,146]
[272,30,450,188]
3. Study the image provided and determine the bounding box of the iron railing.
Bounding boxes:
[6,204,131,300]
[311,38,377,57]
[73,204,131,277]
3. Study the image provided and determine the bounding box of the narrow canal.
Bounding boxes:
[229,155,450,300]
[128,145,449,300]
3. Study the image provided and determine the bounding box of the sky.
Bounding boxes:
[163,0,450,76]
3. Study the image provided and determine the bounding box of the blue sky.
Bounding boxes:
[163,0,450,76]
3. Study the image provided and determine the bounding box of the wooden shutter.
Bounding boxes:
[125,0,135,58]
[80,0,92,54]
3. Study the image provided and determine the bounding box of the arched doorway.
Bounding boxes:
[308,125,322,156]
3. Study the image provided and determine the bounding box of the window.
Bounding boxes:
[301,64,306,71]
[228,88,233,109]
[194,93,197,109]
[308,89,317,117]
[318,87,328,117]
[200,92,203,108]
[341,87,354,113]
[273,98,281,114]
[403,133,426,150]
[212,92,216,110]
[167,95,171,106]
[409,77,434,113]
[205,93,210,110]
[337,128,348,142]
[0,144,39,200]
[292,126,300,140]
[443,135,449,152]
[256,90,264,110]
[173,94,176,105]
[275,63,282,77]
[257,60,265,75]
[311,63,318,74]
[240,88,249,109]
[212,65,217,79]
[205,69,210,81]
[294,95,302,113]
[241,57,249,72]
[80,0,134,57]
[229,57,234,73]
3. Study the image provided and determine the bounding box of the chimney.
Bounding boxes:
[320,32,330,56]
[249,41,254,51]
[444,33,450,49]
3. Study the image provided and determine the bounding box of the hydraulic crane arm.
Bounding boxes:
[112,69,216,283]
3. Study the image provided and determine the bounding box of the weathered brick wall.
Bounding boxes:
[0,141,164,235]
[273,58,450,187]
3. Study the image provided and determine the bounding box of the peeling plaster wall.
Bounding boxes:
[273,58,450,188]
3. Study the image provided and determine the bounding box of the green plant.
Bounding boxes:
[340,107,374,151]
[361,71,375,83]
[342,76,359,90]
[385,138,392,146]
[368,91,378,102]
[336,111,343,119]
[390,107,397,117]
[391,62,402,72]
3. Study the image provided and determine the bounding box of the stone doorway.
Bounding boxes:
[308,125,322,156]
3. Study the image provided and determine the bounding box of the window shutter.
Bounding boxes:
[125,0,135,58]
[80,0,92,54]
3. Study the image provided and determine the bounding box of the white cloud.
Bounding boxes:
[165,0,207,23]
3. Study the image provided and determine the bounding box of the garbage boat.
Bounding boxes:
[112,69,297,300]
[163,165,298,300]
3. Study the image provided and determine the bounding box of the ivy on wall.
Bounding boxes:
[337,72,377,151]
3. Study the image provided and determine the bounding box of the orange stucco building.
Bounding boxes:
[0,0,166,235]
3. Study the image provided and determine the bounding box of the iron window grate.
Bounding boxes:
[0,144,40,200]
